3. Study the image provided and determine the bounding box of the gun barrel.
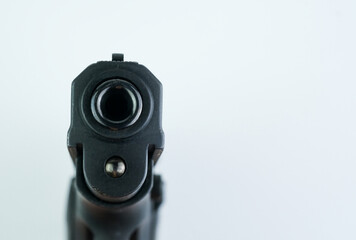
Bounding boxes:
[91,79,143,129]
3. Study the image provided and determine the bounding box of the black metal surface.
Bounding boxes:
[67,54,164,240]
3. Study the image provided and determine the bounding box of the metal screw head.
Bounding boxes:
[105,157,126,178]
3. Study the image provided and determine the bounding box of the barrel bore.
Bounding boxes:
[91,79,142,129]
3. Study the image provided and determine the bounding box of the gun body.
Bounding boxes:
[67,54,164,240]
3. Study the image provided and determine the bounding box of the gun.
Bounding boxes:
[66,53,165,240]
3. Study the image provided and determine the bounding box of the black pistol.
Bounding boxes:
[67,53,165,240]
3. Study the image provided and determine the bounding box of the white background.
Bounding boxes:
[0,0,355,239]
